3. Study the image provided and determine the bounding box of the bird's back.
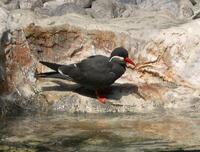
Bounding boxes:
[78,55,111,73]
[60,55,116,90]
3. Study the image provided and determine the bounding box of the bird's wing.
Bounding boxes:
[58,55,116,85]
[76,55,116,84]
[58,64,79,81]
[40,55,119,87]
[78,55,111,73]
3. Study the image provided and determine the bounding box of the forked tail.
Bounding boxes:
[36,61,72,81]
[39,61,62,71]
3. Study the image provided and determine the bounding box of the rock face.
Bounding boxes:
[0,7,9,93]
[139,0,194,18]
[0,0,200,115]
[52,3,87,16]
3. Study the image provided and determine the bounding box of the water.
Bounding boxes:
[0,111,200,152]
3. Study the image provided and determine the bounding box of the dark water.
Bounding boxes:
[0,111,200,152]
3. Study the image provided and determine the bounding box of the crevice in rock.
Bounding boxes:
[192,11,200,19]
[190,0,197,6]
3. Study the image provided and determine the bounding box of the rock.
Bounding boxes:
[119,4,145,18]
[136,0,145,4]
[90,0,126,18]
[19,0,43,10]
[88,0,194,19]
[193,11,200,19]
[52,3,87,16]
[42,0,93,10]
[116,0,144,5]
[5,0,43,10]
[192,0,200,17]
[0,1,6,8]
[139,0,194,18]
[43,0,67,10]
[190,0,197,6]
[0,2,200,114]
[0,7,9,90]
[1,0,11,4]
[7,10,40,30]
[116,0,137,4]
[34,7,51,16]
[0,7,8,35]
[89,0,115,18]
[37,1,88,16]
[180,0,194,18]
[75,0,93,8]
[35,1,64,16]
[5,0,20,10]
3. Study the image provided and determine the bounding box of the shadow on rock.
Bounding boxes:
[42,80,144,100]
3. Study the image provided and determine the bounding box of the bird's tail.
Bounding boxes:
[35,71,69,80]
[36,61,73,80]
[39,61,62,71]
[36,61,61,79]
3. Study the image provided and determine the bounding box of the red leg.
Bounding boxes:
[95,91,106,104]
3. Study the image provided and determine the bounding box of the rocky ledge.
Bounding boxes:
[0,0,200,115]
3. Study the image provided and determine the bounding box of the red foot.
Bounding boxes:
[95,91,107,104]
[98,95,106,104]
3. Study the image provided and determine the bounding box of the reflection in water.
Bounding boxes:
[0,111,200,152]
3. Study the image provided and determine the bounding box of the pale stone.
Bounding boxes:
[0,1,200,113]
[139,0,194,19]
[19,0,43,10]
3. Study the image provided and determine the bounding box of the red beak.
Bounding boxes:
[124,57,136,66]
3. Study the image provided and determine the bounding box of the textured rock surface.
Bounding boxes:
[139,0,194,18]
[0,0,200,114]
[0,7,9,93]
[75,0,93,8]
[89,0,127,18]
[0,7,8,36]
[52,3,87,16]
[19,0,43,10]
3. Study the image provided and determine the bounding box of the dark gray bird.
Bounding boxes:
[37,47,136,103]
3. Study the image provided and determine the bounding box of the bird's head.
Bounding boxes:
[109,47,136,66]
